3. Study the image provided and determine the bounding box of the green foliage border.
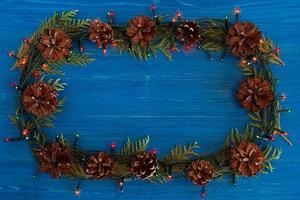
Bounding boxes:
[8,10,289,191]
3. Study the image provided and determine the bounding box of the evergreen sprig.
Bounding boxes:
[224,125,256,148]
[163,142,199,165]
[119,135,150,155]
[261,146,282,173]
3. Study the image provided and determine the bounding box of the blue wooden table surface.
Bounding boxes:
[0,0,299,199]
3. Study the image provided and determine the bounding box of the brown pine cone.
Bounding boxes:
[131,151,158,179]
[35,143,73,178]
[86,152,114,179]
[22,82,58,117]
[188,159,214,186]
[127,16,156,48]
[237,77,274,112]
[231,142,264,176]
[89,19,114,49]
[37,28,72,60]
[226,22,262,57]
[176,20,202,45]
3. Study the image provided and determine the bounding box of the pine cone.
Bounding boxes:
[176,20,202,45]
[35,143,73,178]
[89,19,114,49]
[237,77,274,112]
[131,151,158,179]
[188,159,214,186]
[86,152,114,179]
[22,82,58,117]
[127,16,156,48]
[37,28,72,60]
[231,142,264,176]
[226,22,262,57]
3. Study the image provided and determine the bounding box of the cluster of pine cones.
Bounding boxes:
[35,140,264,183]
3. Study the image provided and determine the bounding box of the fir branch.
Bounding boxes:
[147,166,169,184]
[261,146,282,173]
[239,63,257,77]
[34,117,55,128]
[9,115,20,128]
[213,166,231,178]
[67,163,87,179]
[30,130,47,145]
[48,52,95,67]
[111,163,131,179]
[163,142,199,165]
[41,64,65,76]
[259,37,284,66]
[119,135,150,155]
[224,125,255,148]
[47,78,68,92]
[58,134,70,146]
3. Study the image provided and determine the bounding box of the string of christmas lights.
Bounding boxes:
[4,5,291,199]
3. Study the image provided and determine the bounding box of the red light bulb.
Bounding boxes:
[41,63,49,70]
[75,189,80,196]
[282,132,288,136]
[151,4,156,12]
[151,148,157,155]
[234,7,241,15]
[110,142,116,150]
[22,129,29,136]
[184,45,191,51]
[276,47,280,54]
[8,51,16,57]
[33,70,40,79]
[109,11,115,17]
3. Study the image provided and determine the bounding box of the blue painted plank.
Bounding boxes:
[0,0,299,200]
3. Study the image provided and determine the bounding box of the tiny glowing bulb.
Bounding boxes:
[184,45,191,51]
[103,49,107,54]
[22,129,29,136]
[41,63,49,70]
[80,46,84,53]
[110,142,116,149]
[151,148,157,155]
[271,136,275,141]
[109,11,115,17]
[281,95,287,100]
[176,11,181,18]
[19,58,28,65]
[33,70,40,78]
[151,4,156,12]
[75,189,80,196]
[252,57,257,62]
[234,7,241,15]
[8,51,15,57]
[276,47,280,53]
[172,18,176,23]
[240,59,246,65]
[119,181,123,187]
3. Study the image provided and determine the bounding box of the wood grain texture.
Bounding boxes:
[0,0,299,199]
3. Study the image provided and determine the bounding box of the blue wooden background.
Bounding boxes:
[0,0,299,199]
